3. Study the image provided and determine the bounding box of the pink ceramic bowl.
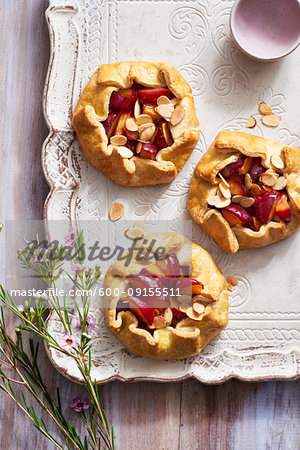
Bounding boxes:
[230,0,300,61]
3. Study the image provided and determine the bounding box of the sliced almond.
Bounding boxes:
[259,102,273,115]
[117,146,134,159]
[273,176,287,191]
[207,196,222,207]
[218,173,230,187]
[193,302,205,315]
[227,275,238,287]
[153,315,167,329]
[261,114,280,128]
[124,158,136,173]
[179,304,190,313]
[251,183,262,196]
[186,307,203,321]
[126,118,139,132]
[163,308,173,325]
[156,103,174,120]
[215,197,231,209]
[140,123,156,142]
[134,100,141,119]
[260,172,278,187]
[245,173,252,191]
[136,114,153,126]
[157,95,171,105]
[271,154,285,171]
[138,122,153,132]
[125,227,144,240]
[170,105,185,126]
[239,197,255,208]
[246,115,257,129]
[110,134,127,146]
[232,195,244,204]
[133,220,146,234]
[136,142,142,154]
[109,203,124,221]
[219,184,231,199]
[192,294,215,304]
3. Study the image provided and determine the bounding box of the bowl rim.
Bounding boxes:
[230,0,300,61]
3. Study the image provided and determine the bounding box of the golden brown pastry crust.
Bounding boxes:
[104,232,228,360]
[72,61,199,186]
[187,131,300,253]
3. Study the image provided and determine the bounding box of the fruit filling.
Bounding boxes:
[101,85,186,160]
[207,154,291,231]
[115,253,205,330]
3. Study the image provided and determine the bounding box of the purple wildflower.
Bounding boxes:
[76,315,95,333]
[60,333,78,350]
[65,227,78,246]
[72,264,87,274]
[70,397,90,413]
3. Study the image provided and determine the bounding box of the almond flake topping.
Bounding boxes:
[271,154,285,171]
[136,114,153,126]
[109,203,124,221]
[193,302,205,315]
[261,114,281,128]
[239,196,255,208]
[110,134,127,146]
[117,146,134,159]
[164,308,173,324]
[246,115,257,129]
[136,142,142,154]
[126,118,139,132]
[259,102,273,115]
[218,173,230,187]
[245,173,252,191]
[214,197,231,208]
[139,123,156,142]
[227,275,238,287]
[153,316,167,329]
[134,100,141,119]
[251,183,262,196]
[232,195,244,204]
[273,176,287,191]
[156,103,174,120]
[207,196,222,207]
[219,184,231,199]
[157,95,171,105]
[125,227,144,240]
[186,306,204,321]
[192,294,215,304]
[170,105,185,126]
[260,172,278,187]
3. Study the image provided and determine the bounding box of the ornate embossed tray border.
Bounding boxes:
[42,0,300,383]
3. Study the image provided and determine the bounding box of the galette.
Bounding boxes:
[188,131,300,253]
[72,61,199,186]
[104,232,228,360]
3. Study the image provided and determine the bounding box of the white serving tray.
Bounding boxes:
[43,0,300,383]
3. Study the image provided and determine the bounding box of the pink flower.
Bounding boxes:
[71,264,87,274]
[70,397,90,413]
[60,334,78,350]
[76,315,95,333]
[64,227,78,246]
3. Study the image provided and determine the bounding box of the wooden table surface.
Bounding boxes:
[1,2,300,449]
